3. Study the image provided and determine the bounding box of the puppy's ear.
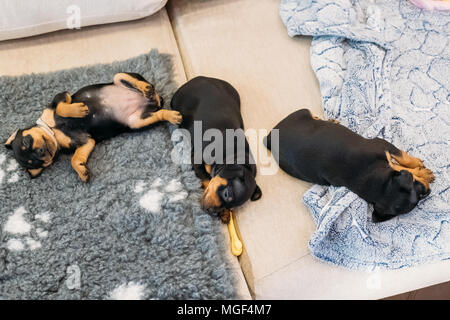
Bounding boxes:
[4,130,18,149]
[392,170,413,190]
[28,168,43,178]
[414,180,430,199]
[250,184,262,201]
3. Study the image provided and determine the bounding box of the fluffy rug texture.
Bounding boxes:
[281,0,449,269]
[0,50,236,299]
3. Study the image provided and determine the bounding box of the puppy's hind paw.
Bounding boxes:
[420,167,435,183]
[77,164,91,183]
[137,81,154,98]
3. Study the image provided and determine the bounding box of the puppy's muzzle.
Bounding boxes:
[200,200,222,216]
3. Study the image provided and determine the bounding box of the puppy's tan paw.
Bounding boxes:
[71,103,89,118]
[75,163,90,183]
[136,81,153,97]
[416,159,425,169]
[167,110,183,125]
[220,210,231,224]
[419,167,435,183]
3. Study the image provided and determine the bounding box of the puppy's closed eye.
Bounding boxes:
[22,136,33,150]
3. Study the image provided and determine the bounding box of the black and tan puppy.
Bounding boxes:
[4,73,182,181]
[171,76,262,222]
[264,109,434,222]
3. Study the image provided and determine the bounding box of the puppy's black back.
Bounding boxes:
[171,76,243,135]
[171,76,248,165]
[265,109,392,187]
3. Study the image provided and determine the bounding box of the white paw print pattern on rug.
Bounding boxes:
[3,206,51,252]
[0,153,20,185]
[135,178,188,213]
[109,282,146,300]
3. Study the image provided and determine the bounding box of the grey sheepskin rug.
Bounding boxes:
[0,50,237,299]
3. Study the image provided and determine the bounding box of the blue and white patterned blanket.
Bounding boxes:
[280,0,450,270]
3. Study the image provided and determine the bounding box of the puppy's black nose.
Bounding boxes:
[420,188,431,199]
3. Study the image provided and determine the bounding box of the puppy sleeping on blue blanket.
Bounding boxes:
[265,109,435,222]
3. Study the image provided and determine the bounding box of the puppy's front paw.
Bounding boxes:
[167,110,183,125]
[419,167,435,183]
[71,103,89,118]
[416,159,425,169]
[220,210,231,224]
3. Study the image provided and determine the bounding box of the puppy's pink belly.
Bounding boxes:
[100,86,147,125]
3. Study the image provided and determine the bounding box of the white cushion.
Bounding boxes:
[0,0,167,41]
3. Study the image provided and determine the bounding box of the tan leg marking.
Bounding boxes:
[386,152,434,190]
[204,164,212,175]
[40,109,56,127]
[71,138,95,182]
[128,109,182,129]
[56,93,89,118]
[56,102,89,118]
[155,94,162,106]
[113,73,152,96]
[390,151,425,169]
[53,129,72,149]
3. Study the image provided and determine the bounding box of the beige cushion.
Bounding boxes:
[0,0,167,41]
[0,9,183,77]
[168,0,450,299]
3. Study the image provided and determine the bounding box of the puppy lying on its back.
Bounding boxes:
[5,73,182,181]
[265,109,434,222]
